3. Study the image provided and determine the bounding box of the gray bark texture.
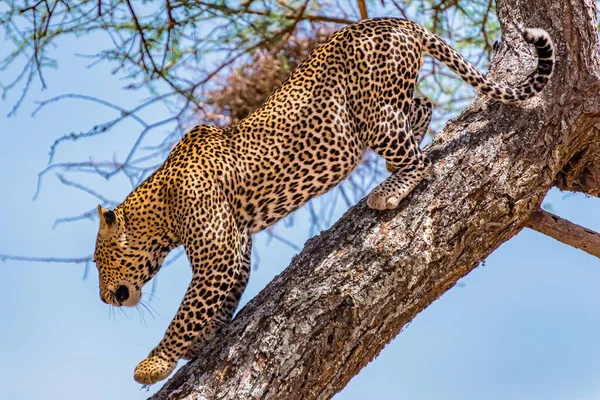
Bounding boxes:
[152,0,600,398]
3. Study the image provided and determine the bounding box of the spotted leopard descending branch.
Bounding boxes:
[150,0,600,398]
[527,209,600,259]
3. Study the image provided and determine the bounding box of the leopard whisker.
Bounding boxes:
[139,299,162,320]
[138,301,155,321]
[136,305,148,327]
[121,306,132,320]
[108,305,116,322]
[142,291,160,302]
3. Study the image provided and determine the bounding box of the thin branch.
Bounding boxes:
[269,0,310,55]
[56,174,114,203]
[527,209,600,259]
[0,254,92,263]
[264,229,302,252]
[304,14,354,24]
[357,0,368,19]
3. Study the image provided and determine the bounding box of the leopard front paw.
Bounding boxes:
[133,354,176,385]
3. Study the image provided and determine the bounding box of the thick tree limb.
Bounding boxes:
[527,209,600,259]
[151,0,600,398]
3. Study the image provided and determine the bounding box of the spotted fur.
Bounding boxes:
[93,18,554,385]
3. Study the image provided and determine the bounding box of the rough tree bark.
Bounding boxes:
[152,0,600,398]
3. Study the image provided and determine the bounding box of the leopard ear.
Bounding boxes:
[97,205,116,229]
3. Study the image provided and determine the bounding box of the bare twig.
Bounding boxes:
[0,254,92,263]
[357,0,368,19]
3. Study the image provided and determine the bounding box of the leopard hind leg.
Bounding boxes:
[386,97,432,173]
[365,111,431,211]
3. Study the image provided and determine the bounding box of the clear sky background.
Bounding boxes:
[1,12,600,400]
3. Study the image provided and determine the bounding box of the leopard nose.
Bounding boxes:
[115,285,129,302]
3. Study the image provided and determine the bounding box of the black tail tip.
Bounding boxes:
[522,28,552,48]
[522,28,555,66]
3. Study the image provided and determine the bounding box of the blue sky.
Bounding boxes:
[1,17,600,400]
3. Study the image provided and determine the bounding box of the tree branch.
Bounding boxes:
[149,0,600,398]
[527,209,600,259]
[357,0,368,19]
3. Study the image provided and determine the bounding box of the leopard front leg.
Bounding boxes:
[183,234,252,360]
[133,186,245,385]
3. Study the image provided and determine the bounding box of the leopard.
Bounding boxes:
[93,17,554,386]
